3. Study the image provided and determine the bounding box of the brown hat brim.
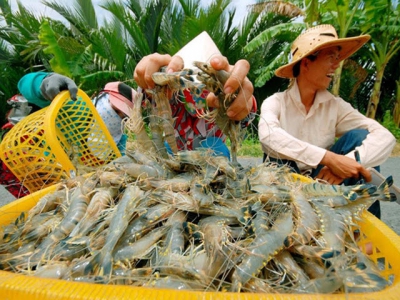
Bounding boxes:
[275,35,370,79]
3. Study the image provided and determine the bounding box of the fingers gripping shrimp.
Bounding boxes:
[193,61,246,164]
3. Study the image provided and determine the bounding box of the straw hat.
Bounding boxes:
[275,24,370,78]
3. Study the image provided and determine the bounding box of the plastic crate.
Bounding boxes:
[0,90,121,193]
[0,178,399,300]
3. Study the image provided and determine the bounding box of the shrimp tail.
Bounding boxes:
[84,250,112,278]
[373,175,396,202]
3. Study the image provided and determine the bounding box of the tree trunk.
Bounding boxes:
[366,67,385,119]
[330,61,344,96]
[394,79,400,127]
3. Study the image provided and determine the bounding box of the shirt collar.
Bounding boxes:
[288,79,336,106]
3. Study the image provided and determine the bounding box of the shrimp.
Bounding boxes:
[312,202,346,254]
[28,185,90,266]
[69,187,118,238]
[114,161,161,179]
[98,171,127,189]
[302,182,378,207]
[25,189,67,222]
[84,184,145,278]
[123,91,156,154]
[230,210,293,292]
[250,184,293,203]
[151,190,199,213]
[126,149,169,178]
[22,212,63,243]
[113,226,168,265]
[118,203,175,247]
[190,181,215,208]
[273,250,310,287]
[157,210,187,264]
[285,190,320,247]
[340,262,388,293]
[149,173,194,192]
[334,175,396,223]
[33,262,71,279]
[207,155,237,180]
[193,61,246,164]
[149,86,178,155]
[0,241,36,271]
[297,272,343,294]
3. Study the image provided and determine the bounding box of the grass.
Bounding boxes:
[227,135,264,158]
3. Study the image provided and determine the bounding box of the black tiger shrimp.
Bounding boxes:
[127,61,246,164]
[192,61,246,165]
[0,157,396,295]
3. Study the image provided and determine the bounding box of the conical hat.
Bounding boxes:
[175,31,221,69]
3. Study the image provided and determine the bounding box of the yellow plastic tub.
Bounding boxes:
[0,90,121,193]
[0,180,400,299]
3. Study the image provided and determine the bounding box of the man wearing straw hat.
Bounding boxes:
[258,24,396,218]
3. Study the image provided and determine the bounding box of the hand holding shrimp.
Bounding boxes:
[205,57,254,121]
[133,53,254,121]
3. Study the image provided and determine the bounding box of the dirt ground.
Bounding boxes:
[391,142,400,157]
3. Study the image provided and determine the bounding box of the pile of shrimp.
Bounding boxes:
[0,62,396,294]
[0,148,395,294]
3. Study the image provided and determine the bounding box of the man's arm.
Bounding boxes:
[336,101,396,169]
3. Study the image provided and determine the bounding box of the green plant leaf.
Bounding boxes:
[38,19,72,76]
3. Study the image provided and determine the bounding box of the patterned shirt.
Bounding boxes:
[164,89,256,151]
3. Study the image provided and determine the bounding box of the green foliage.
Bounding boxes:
[237,136,263,157]
[38,20,72,77]
[383,110,400,139]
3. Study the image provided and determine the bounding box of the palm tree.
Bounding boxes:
[0,0,50,120]
[244,1,306,90]
[160,0,236,59]
[319,0,368,96]
[361,0,400,119]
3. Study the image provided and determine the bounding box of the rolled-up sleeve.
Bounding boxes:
[337,101,396,168]
[259,85,396,172]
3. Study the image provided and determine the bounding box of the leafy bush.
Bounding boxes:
[226,133,263,157]
[382,110,400,140]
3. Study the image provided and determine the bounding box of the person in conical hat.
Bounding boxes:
[258,24,396,218]
[134,31,257,158]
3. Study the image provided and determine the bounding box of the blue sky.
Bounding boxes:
[9,0,257,26]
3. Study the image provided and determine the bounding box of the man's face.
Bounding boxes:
[304,47,341,90]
